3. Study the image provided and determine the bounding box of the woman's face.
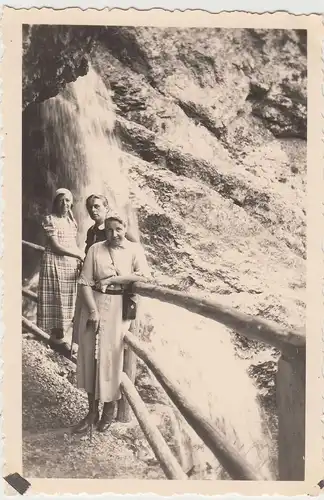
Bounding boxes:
[87,198,107,224]
[105,219,126,247]
[56,194,72,216]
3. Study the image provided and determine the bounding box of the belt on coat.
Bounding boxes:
[91,285,124,296]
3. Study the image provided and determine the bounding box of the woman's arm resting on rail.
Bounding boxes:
[107,244,151,285]
[104,275,146,285]
[41,217,83,260]
[48,235,83,260]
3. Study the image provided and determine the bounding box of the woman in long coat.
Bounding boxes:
[71,194,139,351]
[37,188,83,345]
[73,214,150,433]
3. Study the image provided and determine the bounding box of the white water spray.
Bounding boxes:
[39,65,133,246]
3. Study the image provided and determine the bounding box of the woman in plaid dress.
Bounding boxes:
[37,188,83,345]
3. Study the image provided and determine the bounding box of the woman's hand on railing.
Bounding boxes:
[106,275,147,285]
[111,276,131,285]
[74,249,84,262]
[77,259,83,276]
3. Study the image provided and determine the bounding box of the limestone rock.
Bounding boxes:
[22,26,307,479]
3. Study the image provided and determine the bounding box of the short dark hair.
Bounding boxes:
[86,194,109,212]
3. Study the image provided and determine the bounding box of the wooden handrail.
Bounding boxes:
[124,331,262,481]
[22,287,37,302]
[22,316,50,341]
[21,237,304,354]
[21,237,306,480]
[22,240,45,252]
[23,315,260,480]
[132,283,305,355]
[120,373,187,480]
[22,316,185,480]
[22,316,76,363]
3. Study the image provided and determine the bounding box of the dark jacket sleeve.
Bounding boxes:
[85,227,93,255]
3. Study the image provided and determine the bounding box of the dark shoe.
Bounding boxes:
[50,328,64,341]
[72,411,100,434]
[49,340,70,356]
[97,402,115,433]
[49,328,70,352]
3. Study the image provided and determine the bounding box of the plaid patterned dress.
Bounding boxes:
[37,214,79,334]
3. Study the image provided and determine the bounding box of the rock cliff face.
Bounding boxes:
[22,25,100,110]
[22,26,306,479]
[23,26,307,301]
[91,27,306,316]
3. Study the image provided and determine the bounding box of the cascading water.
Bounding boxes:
[37,65,137,247]
[140,299,274,479]
[23,66,274,479]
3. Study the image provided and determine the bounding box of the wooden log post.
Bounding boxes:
[117,318,138,423]
[133,283,305,355]
[120,373,187,479]
[124,331,262,480]
[276,347,306,481]
[22,240,45,253]
[22,287,38,302]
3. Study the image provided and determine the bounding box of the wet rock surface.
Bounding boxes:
[22,27,306,479]
[23,26,306,300]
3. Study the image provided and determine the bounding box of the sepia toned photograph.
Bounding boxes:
[2,7,323,496]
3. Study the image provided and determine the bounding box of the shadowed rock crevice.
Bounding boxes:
[23,25,101,110]
[176,99,226,140]
[98,27,153,77]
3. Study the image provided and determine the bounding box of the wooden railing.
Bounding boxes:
[22,239,306,481]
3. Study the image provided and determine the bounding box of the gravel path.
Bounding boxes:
[22,335,165,479]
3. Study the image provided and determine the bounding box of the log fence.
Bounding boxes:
[21,239,306,481]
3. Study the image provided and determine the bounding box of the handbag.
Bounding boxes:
[122,289,137,321]
[107,247,137,321]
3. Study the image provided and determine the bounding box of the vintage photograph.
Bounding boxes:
[20,22,307,483]
[3,7,324,495]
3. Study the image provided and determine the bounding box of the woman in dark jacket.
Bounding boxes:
[85,194,138,252]
[84,194,109,254]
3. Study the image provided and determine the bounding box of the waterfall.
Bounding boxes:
[23,66,274,479]
[140,298,274,479]
[38,65,135,247]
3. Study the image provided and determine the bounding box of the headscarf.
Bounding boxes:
[54,188,73,204]
[53,188,76,226]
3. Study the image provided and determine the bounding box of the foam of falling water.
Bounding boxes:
[39,65,133,246]
[70,67,131,208]
[140,298,274,479]
[34,66,274,478]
